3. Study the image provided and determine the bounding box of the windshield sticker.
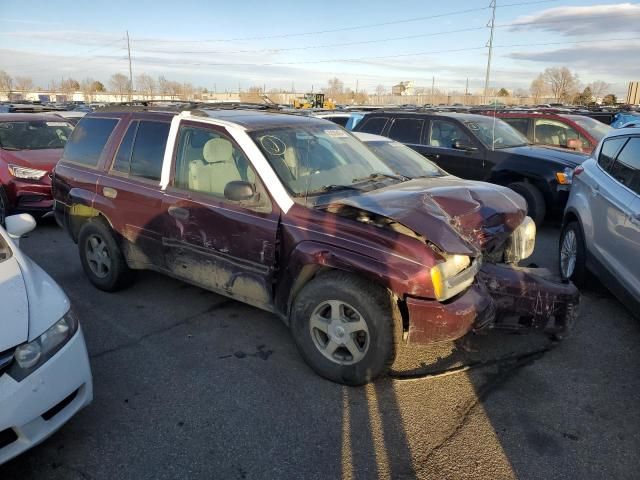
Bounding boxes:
[467,122,480,130]
[259,135,287,155]
[46,122,70,127]
[390,142,403,147]
[324,129,348,138]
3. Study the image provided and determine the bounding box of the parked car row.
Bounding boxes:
[2,104,637,464]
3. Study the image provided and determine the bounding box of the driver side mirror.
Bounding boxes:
[224,181,256,202]
[5,214,36,246]
[452,139,477,152]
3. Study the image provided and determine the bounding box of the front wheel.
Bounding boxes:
[508,181,546,226]
[559,220,587,287]
[290,271,400,385]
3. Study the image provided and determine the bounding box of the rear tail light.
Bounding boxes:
[574,166,584,176]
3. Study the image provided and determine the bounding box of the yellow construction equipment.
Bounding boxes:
[292,93,335,109]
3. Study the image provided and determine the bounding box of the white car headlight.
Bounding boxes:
[8,164,48,180]
[430,254,479,301]
[8,312,78,381]
[504,216,536,264]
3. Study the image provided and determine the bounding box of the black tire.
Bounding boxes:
[78,219,135,292]
[0,186,9,226]
[559,220,587,287]
[508,181,546,226]
[290,271,401,385]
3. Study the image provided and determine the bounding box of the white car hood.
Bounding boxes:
[0,237,70,352]
[0,256,29,352]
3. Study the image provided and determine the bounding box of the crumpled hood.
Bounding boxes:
[333,177,527,255]
[1,148,62,171]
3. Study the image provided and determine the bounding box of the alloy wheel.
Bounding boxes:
[85,235,112,279]
[309,300,370,365]
[560,229,578,278]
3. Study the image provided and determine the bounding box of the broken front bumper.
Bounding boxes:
[404,263,579,344]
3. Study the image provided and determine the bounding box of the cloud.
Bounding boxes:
[509,3,640,36]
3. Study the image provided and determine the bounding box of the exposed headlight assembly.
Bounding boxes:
[8,164,48,180]
[430,254,479,301]
[504,216,536,264]
[8,312,78,382]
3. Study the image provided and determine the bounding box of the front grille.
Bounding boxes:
[0,428,18,449]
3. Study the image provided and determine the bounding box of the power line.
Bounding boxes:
[133,0,557,44]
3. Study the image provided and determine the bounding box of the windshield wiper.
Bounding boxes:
[297,184,361,196]
[352,172,408,183]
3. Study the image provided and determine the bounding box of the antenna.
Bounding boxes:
[126,30,133,102]
[483,0,496,105]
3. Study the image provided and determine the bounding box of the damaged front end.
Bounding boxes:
[326,178,579,343]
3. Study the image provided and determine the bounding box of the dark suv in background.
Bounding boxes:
[354,111,588,224]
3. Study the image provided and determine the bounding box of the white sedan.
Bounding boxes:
[0,214,92,465]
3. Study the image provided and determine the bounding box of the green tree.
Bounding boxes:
[573,86,593,105]
[497,88,510,97]
[602,93,617,106]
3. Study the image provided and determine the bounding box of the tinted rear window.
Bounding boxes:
[326,116,349,127]
[610,137,640,194]
[502,118,529,137]
[64,117,118,167]
[388,118,424,144]
[129,121,170,181]
[112,121,138,173]
[357,117,388,135]
[598,137,626,172]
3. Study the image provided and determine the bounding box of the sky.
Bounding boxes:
[0,0,638,95]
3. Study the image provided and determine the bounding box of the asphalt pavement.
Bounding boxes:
[1,219,639,480]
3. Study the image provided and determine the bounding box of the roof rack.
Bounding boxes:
[95,101,282,113]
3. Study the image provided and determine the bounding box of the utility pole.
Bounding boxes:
[431,76,435,105]
[126,30,133,102]
[465,77,469,97]
[483,0,496,104]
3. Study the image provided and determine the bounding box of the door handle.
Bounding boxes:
[168,206,189,221]
[103,187,117,199]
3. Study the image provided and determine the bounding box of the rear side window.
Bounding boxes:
[598,137,627,172]
[388,118,424,144]
[326,116,348,127]
[609,138,640,194]
[357,117,388,135]
[64,117,118,167]
[502,118,529,137]
[112,121,138,173]
[128,121,170,181]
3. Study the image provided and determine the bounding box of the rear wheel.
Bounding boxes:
[78,219,135,291]
[508,181,546,226]
[290,271,400,385]
[559,220,587,287]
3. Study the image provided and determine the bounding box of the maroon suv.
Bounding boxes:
[52,109,578,384]
[478,111,611,154]
[0,113,74,222]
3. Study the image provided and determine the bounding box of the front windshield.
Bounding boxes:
[366,140,446,178]
[562,115,611,141]
[464,117,529,149]
[0,120,74,150]
[250,125,399,196]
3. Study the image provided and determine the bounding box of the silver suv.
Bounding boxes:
[560,127,640,311]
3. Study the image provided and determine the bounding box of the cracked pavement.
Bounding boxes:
[1,220,639,479]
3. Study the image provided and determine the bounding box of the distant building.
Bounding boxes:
[391,81,414,96]
[627,81,640,105]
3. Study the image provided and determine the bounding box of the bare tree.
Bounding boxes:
[588,80,610,102]
[0,70,13,94]
[80,78,98,102]
[530,74,548,103]
[375,84,386,96]
[157,76,170,97]
[136,73,156,99]
[14,76,34,91]
[60,79,80,98]
[542,67,579,102]
[323,77,344,98]
[109,73,130,101]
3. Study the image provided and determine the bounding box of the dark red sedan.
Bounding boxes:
[0,114,74,222]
